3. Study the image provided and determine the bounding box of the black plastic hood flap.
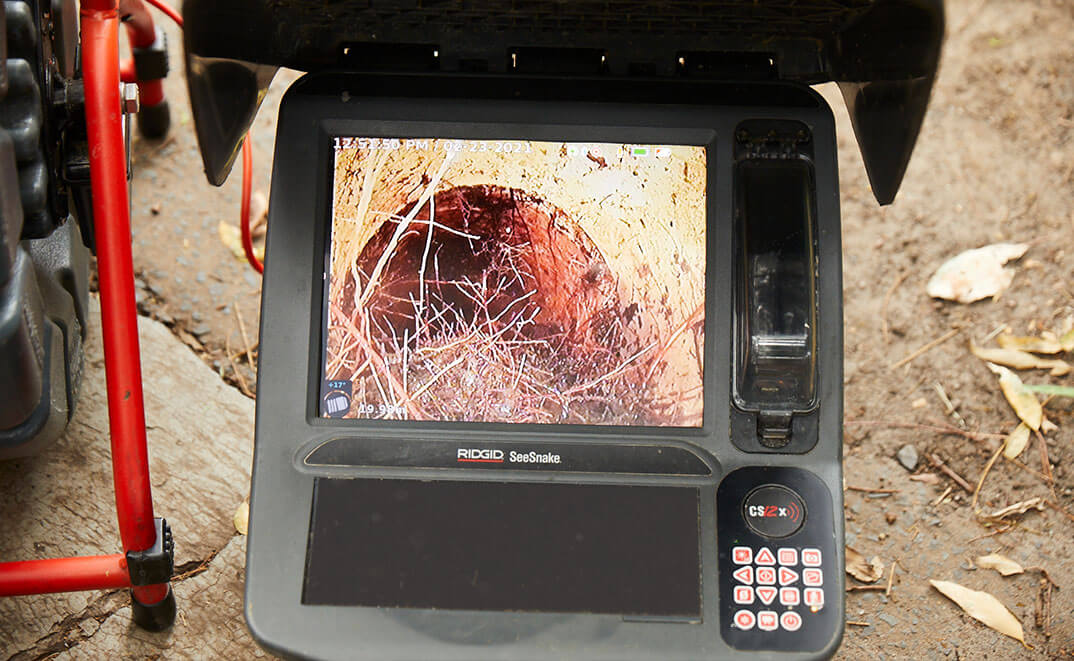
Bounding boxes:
[182,0,943,204]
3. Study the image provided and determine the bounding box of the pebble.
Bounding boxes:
[192,312,203,322]
[192,324,212,337]
[196,271,207,284]
[244,272,261,288]
[878,613,897,627]
[896,444,919,471]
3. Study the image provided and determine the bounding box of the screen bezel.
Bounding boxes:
[312,124,717,436]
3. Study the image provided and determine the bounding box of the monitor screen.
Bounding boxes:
[321,137,706,426]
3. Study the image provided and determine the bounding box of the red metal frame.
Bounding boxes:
[117,0,166,106]
[0,0,171,609]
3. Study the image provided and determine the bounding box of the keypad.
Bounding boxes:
[729,545,826,633]
[718,468,841,653]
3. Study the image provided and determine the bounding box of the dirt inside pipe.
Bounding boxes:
[336,185,654,423]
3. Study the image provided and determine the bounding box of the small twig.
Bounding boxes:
[1034,428,1055,487]
[332,303,424,419]
[1046,500,1074,525]
[226,332,253,398]
[933,381,965,428]
[845,419,1004,442]
[929,453,975,494]
[234,303,257,376]
[967,524,1015,543]
[971,445,1005,512]
[881,272,908,342]
[1035,571,1054,637]
[564,340,659,396]
[981,323,1008,344]
[846,485,900,494]
[885,561,897,597]
[172,549,219,582]
[1005,455,1051,483]
[643,301,706,383]
[889,328,961,370]
[847,585,886,592]
[932,485,954,507]
[357,156,453,311]
[846,620,871,627]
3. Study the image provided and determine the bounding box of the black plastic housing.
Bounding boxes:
[181,0,943,206]
[246,73,844,660]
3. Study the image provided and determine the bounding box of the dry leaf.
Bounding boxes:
[997,333,1062,354]
[987,363,1042,430]
[1003,423,1031,460]
[989,497,1046,520]
[930,579,1025,644]
[218,222,266,263]
[1060,326,1074,352]
[1041,417,1058,434]
[970,342,1070,376]
[846,546,885,583]
[976,553,1024,576]
[233,500,249,535]
[926,243,1028,303]
[251,191,269,235]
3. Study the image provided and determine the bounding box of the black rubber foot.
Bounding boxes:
[137,100,171,140]
[131,586,177,632]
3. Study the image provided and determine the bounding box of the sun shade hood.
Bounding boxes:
[182,0,943,205]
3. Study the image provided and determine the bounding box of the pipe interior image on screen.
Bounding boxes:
[322,137,707,426]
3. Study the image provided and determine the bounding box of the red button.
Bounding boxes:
[732,566,754,585]
[756,567,777,585]
[757,611,778,631]
[733,585,755,605]
[734,609,756,630]
[732,547,753,565]
[756,586,778,605]
[803,568,823,586]
[755,547,776,565]
[778,548,798,566]
[780,611,803,632]
[804,588,824,608]
[780,587,801,606]
[802,548,822,567]
[779,567,799,585]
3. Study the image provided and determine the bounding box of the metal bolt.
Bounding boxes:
[122,83,140,114]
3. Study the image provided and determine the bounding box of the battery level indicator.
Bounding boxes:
[631,146,649,156]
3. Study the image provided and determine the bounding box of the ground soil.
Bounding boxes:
[16,0,1071,658]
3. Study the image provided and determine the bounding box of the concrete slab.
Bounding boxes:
[1,298,257,658]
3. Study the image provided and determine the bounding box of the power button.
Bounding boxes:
[742,485,806,538]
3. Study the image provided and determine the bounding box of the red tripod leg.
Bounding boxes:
[81,0,175,630]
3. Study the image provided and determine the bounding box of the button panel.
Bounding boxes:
[718,467,841,653]
[727,542,825,630]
